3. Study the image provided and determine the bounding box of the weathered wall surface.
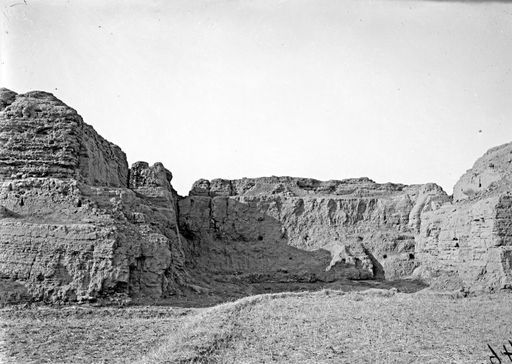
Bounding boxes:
[453,142,512,202]
[0,169,189,304]
[0,89,128,187]
[2,87,512,303]
[179,177,449,283]
[414,142,512,292]
[0,90,189,303]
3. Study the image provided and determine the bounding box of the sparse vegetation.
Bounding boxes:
[139,290,512,363]
[2,290,512,363]
[0,306,197,363]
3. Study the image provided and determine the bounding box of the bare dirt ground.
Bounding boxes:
[2,288,512,363]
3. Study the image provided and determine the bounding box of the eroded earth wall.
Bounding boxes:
[178,177,449,285]
[0,89,190,303]
[414,143,512,292]
[1,87,512,303]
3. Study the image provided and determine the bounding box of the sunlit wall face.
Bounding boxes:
[2,0,511,195]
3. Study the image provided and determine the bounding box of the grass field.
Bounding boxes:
[2,289,512,363]
[0,306,197,363]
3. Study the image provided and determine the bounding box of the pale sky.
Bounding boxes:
[1,0,512,195]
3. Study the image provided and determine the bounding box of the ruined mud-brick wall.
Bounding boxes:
[2,87,512,303]
[0,89,189,303]
[178,176,449,284]
[414,142,512,292]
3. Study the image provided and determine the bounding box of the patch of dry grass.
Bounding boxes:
[2,290,512,363]
[139,291,316,364]
[141,289,512,363]
[0,306,196,363]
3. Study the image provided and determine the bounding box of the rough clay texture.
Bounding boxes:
[0,89,128,187]
[414,143,512,292]
[453,142,512,202]
[0,89,189,303]
[179,178,448,286]
[1,88,511,303]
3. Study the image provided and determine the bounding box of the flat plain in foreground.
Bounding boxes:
[0,306,197,363]
[2,290,512,363]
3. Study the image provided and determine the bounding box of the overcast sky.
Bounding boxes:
[1,0,512,195]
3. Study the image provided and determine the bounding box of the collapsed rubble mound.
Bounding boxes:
[1,88,511,304]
